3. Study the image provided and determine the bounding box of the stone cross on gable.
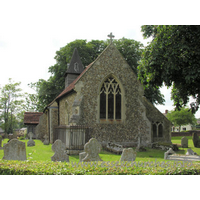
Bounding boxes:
[107,32,115,43]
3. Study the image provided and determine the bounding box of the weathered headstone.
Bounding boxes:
[120,148,137,161]
[181,136,188,148]
[186,148,198,155]
[3,139,26,161]
[79,152,87,162]
[82,138,102,162]
[106,142,123,154]
[51,139,69,162]
[27,132,35,147]
[43,134,49,145]
[192,132,200,147]
[0,136,2,149]
[164,148,175,160]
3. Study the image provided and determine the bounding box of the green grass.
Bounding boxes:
[1,136,200,175]
[0,136,199,162]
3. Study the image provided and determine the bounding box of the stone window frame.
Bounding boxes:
[97,74,125,124]
[152,121,163,138]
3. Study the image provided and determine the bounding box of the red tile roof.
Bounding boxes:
[24,112,43,125]
[55,63,93,101]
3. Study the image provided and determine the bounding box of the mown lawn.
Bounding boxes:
[0,136,199,162]
[0,136,200,175]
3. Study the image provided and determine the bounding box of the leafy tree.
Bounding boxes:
[31,38,165,111]
[166,107,197,132]
[0,78,24,134]
[138,25,200,113]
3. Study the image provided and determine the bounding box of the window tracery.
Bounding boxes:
[100,76,122,121]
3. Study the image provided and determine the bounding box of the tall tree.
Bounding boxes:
[138,25,200,113]
[0,78,24,134]
[166,107,197,131]
[31,38,165,111]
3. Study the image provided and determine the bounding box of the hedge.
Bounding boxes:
[0,160,200,175]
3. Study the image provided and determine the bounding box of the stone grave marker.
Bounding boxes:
[27,132,35,147]
[120,148,137,161]
[51,139,69,162]
[82,138,102,162]
[106,142,123,154]
[0,136,2,150]
[186,148,197,155]
[79,152,87,162]
[3,139,26,161]
[192,132,200,147]
[164,148,175,160]
[181,136,188,148]
[43,134,49,145]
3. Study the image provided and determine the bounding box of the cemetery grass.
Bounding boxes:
[0,136,200,175]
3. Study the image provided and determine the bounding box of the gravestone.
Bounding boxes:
[51,139,69,162]
[106,142,123,154]
[192,132,200,147]
[3,139,26,161]
[164,148,175,160]
[79,152,87,162]
[120,148,137,161]
[0,136,2,149]
[181,136,188,148]
[82,138,102,162]
[43,134,49,145]
[186,148,198,155]
[27,132,35,147]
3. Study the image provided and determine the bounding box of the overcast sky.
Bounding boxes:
[1,0,199,117]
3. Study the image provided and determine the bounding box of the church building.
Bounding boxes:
[34,34,172,153]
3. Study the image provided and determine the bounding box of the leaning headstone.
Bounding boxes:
[3,139,26,161]
[164,148,175,160]
[181,136,188,148]
[82,138,102,162]
[186,148,198,156]
[79,152,87,162]
[192,132,200,147]
[120,148,137,161]
[0,136,2,149]
[43,134,49,145]
[51,139,69,162]
[27,132,35,147]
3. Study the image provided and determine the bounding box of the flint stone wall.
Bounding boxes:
[59,93,76,125]
[35,113,47,140]
[142,97,172,143]
[74,44,152,146]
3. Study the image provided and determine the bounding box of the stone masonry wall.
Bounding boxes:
[35,113,47,139]
[59,92,76,125]
[142,97,172,143]
[74,44,151,146]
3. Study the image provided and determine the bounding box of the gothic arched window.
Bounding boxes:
[100,76,122,121]
[152,122,163,138]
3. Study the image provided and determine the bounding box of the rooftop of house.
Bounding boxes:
[24,112,43,125]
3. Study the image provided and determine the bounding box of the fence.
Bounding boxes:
[54,125,91,154]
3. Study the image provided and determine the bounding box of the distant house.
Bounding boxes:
[163,110,194,132]
[24,112,43,138]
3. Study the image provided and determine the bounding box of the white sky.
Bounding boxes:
[1,0,200,117]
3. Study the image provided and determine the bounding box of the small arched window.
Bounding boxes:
[100,76,121,121]
[152,122,163,138]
